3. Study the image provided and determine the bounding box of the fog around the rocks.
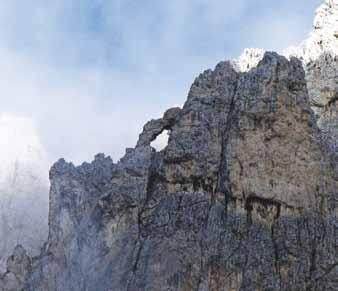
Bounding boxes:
[0,0,322,267]
[0,0,321,164]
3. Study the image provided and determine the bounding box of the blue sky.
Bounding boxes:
[0,0,323,164]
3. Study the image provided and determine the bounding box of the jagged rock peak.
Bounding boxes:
[234,0,337,154]
[0,2,337,291]
[236,0,338,74]
[232,48,265,72]
[2,52,333,290]
[286,0,338,63]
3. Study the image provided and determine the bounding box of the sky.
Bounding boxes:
[0,0,323,165]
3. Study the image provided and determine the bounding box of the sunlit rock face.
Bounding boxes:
[291,0,338,63]
[232,48,265,72]
[236,0,338,154]
[287,0,338,153]
[0,114,49,271]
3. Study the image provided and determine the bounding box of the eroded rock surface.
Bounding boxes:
[238,0,338,153]
[1,1,337,291]
[1,52,335,291]
[288,0,338,153]
[0,245,32,291]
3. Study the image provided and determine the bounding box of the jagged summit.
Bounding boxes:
[0,1,337,291]
[236,0,338,69]
[287,0,338,63]
[1,51,336,291]
[232,48,265,72]
[235,0,337,154]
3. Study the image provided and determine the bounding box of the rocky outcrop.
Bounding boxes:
[1,1,337,291]
[287,0,337,154]
[136,107,181,147]
[237,0,337,154]
[232,48,265,72]
[1,52,335,291]
[0,245,32,291]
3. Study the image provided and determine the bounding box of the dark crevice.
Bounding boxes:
[216,77,239,216]
[196,201,213,290]
[126,151,162,290]
[132,242,143,273]
[244,196,281,221]
[126,241,144,291]
[271,221,282,290]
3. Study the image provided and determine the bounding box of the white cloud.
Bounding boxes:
[0,113,49,270]
[0,0,323,268]
[0,0,321,164]
[0,113,49,182]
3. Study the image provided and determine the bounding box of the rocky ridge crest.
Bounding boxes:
[0,1,337,291]
[237,0,337,154]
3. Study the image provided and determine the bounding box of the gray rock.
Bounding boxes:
[1,51,335,291]
[1,1,337,290]
[0,245,31,291]
[236,0,338,153]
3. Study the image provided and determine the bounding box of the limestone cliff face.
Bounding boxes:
[238,0,338,154]
[1,2,337,291]
[287,0,337,154]
[1,52,336,291]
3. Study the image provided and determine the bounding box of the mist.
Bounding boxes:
[0,0,322,269]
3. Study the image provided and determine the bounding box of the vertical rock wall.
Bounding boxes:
[0,1,337,291]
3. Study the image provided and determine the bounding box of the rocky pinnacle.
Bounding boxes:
[0,1,337,291]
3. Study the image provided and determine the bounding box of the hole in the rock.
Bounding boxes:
[150,130,169,151]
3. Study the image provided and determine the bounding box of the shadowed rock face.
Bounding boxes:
[1,1,337,289]
[1,52,336,291]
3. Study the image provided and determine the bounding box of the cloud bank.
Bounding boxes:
[0,0,322,163]
[0,0,323,268]
[0,113,49,270]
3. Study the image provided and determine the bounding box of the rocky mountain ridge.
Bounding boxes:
[0,1,337,290]
[235,0,337,154]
